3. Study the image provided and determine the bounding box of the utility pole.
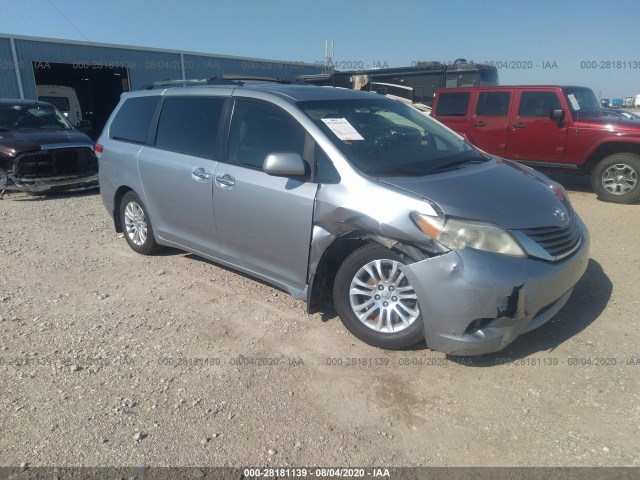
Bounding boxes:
[324,40,334,64]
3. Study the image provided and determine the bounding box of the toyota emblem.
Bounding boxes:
[553,206,568,222]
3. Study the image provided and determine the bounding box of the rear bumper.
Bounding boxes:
[402,218,590,356]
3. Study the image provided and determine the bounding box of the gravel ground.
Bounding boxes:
[0,180,638,468]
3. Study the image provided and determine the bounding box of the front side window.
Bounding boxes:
[155,97,225,159]
[228,100,306,169]
[0,104,73,131]
[518,92,562,118]
[300,97,485,177]
[434,92,470,116]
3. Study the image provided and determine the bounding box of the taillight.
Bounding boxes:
[94,143,104,153]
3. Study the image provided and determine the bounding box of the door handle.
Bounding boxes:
[191,167,210,181]
[474,121,486,127]
[215,174,235,188]
[513,122,527,129]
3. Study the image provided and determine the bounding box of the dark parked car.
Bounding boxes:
[0,99,98,196]
[601,108,640,120]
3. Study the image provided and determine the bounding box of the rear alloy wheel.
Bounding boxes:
[591,153,640,204]
[333,244,424,349]
[119,191,159,255]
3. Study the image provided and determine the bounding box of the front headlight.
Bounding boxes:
[411,212,526,257]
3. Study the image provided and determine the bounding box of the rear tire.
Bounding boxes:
[591,153,640,204]
[119,191,159,255]
[333,244,424,349]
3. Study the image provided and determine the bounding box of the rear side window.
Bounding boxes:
[476,92,510,117]
[518,92,562,117]
[155,97,225,159]
[110,96,160,143]
[434,92,470,116]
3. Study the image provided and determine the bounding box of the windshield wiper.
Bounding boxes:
[430,156,486,171]
[366,155,487,177]
[366,166,431,177]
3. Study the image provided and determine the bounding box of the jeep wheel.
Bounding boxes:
[333,244,424,349]
[119,191,159,255]
[591,153,640,204]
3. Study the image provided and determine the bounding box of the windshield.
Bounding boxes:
[37,96,71,113]
[0,104,74,131]
[299,97,487,177]
[562,87,602,119]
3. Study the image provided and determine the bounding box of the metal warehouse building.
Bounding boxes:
[0,33,322,135]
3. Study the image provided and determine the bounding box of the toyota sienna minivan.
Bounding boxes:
[96,79,590,355]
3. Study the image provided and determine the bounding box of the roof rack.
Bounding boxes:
[142,77,239,90]
[220,75,293,84]
[142,76,299,90]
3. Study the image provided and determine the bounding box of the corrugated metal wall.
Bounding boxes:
[0,35,322,98]
[14,39,182,97]
[183,54,319,81]
[0,38,21,98]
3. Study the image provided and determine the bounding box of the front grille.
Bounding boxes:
[14,147,98,179]
[519,218,582,260]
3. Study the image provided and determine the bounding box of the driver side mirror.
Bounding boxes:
[550,109,565,126]
[263,152,307,177]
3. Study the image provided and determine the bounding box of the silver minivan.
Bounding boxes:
[97,80,590,355]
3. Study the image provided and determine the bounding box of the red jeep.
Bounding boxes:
[431,86,640,203]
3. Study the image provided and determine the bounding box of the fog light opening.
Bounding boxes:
[465,318,494,335]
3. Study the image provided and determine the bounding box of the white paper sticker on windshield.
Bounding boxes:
[567,94,580,111]
[321,118,365,141]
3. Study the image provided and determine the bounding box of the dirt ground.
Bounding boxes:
[0,176,638,468]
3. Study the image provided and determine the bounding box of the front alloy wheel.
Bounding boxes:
[334,244,424,349]
[349,259,420,333]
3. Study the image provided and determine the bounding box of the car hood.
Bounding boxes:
[577,116,640,132]
[0,129,93,157]
[378,159,572,230]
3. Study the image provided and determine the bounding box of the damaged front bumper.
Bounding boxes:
[402,219,590,356]
[0,173,99,195]
[1,143,99,196]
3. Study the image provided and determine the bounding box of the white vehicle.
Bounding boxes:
[36,85,82,122]
[636,94,640,108]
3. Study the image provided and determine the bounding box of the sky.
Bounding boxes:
[1,0,639,99]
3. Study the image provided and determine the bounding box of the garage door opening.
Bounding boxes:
[33,61,130,139]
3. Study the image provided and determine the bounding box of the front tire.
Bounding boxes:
[119,191,159,255]
[591,153,640,204]
[333,244,424,349]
